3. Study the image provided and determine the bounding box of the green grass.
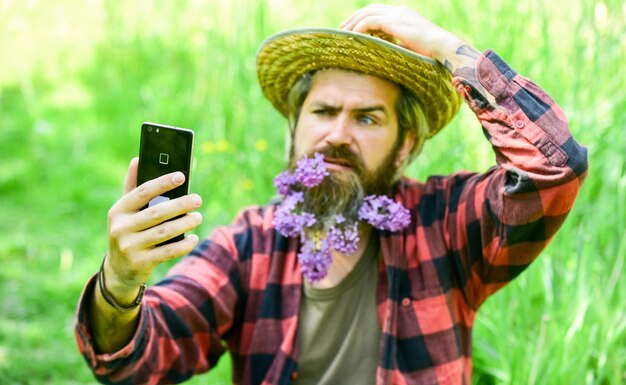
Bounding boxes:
[0,0,624,384]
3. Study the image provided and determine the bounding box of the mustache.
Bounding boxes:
[312,145,365,173]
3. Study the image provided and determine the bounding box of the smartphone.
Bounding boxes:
[137,122,195,244]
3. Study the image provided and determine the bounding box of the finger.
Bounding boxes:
[123,157,139,195]
[340,8,368,30]
[350,12,434,58]
[351,16,385,35]
[142,233,201,266]
[340,11,359,29]
[340,4,386,30]
[116,171,186,213]
[131,194,203,232]
[109,193,202,245]
[134,212,203,249]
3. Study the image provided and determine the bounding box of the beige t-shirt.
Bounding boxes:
[293,237,381,385]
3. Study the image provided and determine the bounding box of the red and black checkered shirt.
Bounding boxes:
[75,50,588,385]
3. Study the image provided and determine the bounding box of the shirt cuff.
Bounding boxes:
[450,49,512,113]
[475,50,518,99]
[451,49,572,168]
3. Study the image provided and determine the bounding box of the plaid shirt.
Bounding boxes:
[75,50,588,385]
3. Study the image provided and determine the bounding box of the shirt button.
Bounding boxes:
[401,297,411,307]
[291,371,299,380]
[515,120,525,128]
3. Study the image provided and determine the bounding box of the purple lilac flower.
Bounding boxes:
[281,191,303,210]
[295,152,329,188]
[328,221,360,255]
[358,195,411,232]
[273,170,297,196]
[273,192,316,237]
[298,238,332,283]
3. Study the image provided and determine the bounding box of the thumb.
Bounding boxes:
[123,157,139,195]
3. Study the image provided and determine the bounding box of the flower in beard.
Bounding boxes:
[273,192,316,237]
[298,237,332,283]
[358,195,411,232]
[273,170,297,196]
[274,151,412,283]
[295,152,329,188]
[328,215,360,255]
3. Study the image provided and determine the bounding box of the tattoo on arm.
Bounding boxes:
[456,45,480,60]
[446,44,494,106]
[442,44,482,75]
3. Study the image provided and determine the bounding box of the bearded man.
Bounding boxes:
[75,4,587,385]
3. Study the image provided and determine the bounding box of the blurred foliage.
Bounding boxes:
[0,0,624,384]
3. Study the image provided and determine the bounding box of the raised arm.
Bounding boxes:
[341,4,494,104]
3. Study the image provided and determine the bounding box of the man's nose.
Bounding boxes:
[324,115,353,146]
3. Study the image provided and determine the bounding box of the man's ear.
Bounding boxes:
[395,132,416,167]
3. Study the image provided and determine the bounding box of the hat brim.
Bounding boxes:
[256,27,461,138]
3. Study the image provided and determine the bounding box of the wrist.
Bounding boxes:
[428,33,462,61]
[98,256,146,312]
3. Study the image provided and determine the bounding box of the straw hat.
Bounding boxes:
[256,27,462,138]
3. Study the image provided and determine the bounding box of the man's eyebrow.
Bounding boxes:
[309,101,340,110]
[354,105,388,115]
[309,102,388,115]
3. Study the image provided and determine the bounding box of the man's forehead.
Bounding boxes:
[310,68,399,87]
[306,68,401,107]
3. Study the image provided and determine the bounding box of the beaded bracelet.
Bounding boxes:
[98,257,146,312]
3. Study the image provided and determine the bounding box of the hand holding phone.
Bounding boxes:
[102,123,202,307]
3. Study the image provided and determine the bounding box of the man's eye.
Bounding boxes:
[357,115,376,125]
[313,109,330,115]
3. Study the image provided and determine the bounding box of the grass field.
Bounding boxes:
[0,0,624,384]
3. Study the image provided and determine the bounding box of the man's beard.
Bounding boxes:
[289,144,400,231]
